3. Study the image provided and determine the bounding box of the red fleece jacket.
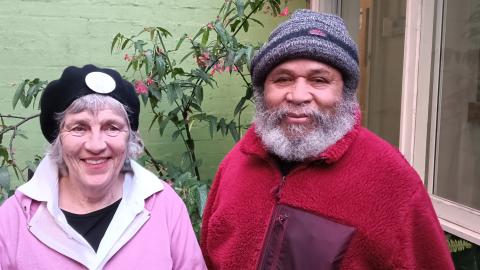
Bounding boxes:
[201,123,454,269]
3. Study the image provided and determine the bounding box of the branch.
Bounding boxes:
[0,113,40,136]
[143,146,164,176]
[232,0,264,37]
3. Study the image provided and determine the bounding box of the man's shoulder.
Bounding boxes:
[349,127,418,174]
[354,127,406,159]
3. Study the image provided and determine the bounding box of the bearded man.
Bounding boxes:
[201,9,454,270]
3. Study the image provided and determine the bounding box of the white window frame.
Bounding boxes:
[311,0,480,245]
[400,0,480,245]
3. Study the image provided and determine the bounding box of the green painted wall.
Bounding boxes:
[1,0,307,184]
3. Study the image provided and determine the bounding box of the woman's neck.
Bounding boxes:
[58,174,124,214]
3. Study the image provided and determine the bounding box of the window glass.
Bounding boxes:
[434,0,480,210]
[345,0,406,147]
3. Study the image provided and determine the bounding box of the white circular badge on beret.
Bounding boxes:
[85,72,116,94]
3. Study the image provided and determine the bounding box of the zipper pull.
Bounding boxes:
[272,176,287,201]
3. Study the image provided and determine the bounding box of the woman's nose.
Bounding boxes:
[83,130,107,153]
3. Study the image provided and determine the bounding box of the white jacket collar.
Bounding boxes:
[17,155,164,206]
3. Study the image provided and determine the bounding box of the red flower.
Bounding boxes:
[134,80,148,94]
[146,77,154,86]
[207,22,214,29]
[124,53,132,62]
[196,51,211,68]
[279,6,289,17]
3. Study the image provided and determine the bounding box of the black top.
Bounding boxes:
[272,155,299,176]
[62,199,121,252]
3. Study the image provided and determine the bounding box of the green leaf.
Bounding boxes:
[234,48,246,65]
[121,38,130,50]
[158,117,170,136]
[246,47,256,70]
[192,69,213,87]
[0,167,10,191]
[217,118,227,135]
[149,86,162,101]
[193,28,205,41]
[207,116,217,139]
[242,19,249,32]
[214,22,230,45]
[234,97,247,116]
[176,34,187,51]
[172,67,185,77]
[193,85,204,105]
[15,129,28,139]
[134,40,145,52]
[166,83,177,104]
[156,56,166,78]
[171,128,184,141]
[201,29,210,46]
[0,146,8,162]
[236,0,245,17]
[13,80,28,109]
[180,51,195,64]
[180,151,192,168]
[141,93,148,106]
[249,17,264,27]
[111,33,121,53]
[197,184,209,217]
[144,51,154,74]
[230,19,242,32]
[149,113,160,131]
[190,102,202,112]
[224,0,233,19]
[156,27,172,38]
[228,121,240,141]
[176,84,184,99]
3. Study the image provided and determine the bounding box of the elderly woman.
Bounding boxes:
[0,65,206,269]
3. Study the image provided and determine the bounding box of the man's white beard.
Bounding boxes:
[254,93,358,161]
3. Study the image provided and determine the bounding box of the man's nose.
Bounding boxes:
[286,78,313,105]
[84,130,107,153]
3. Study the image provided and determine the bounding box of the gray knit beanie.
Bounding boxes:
[250,9,359,96]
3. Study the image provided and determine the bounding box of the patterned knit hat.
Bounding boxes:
[250,9,359,95]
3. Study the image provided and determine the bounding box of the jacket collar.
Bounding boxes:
[240,114,361,164]
[17,155,163,208]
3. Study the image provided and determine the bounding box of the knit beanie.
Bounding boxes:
[250,9,359,96]
[40,64,140,143]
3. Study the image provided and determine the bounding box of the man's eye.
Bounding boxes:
[311,77,327,84]
[273,77,292,84]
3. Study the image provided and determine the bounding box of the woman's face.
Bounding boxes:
[59,108,129,191]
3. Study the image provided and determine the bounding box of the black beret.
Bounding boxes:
[39,64,140,143]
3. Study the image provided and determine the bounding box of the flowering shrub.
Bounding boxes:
[110,0,289,234]
[0,0,289,235]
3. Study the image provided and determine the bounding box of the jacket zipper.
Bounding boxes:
[257,175,288,269]
[270,212,289,270]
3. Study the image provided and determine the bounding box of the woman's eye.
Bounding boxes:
[105,125,122,137]
[69,126,86,136]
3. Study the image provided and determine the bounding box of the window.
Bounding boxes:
[402,0,480,244]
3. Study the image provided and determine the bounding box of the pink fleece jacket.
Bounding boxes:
[0,158,206,270]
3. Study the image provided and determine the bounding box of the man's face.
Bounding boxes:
[255,59,357,161]
[263,59,344,138]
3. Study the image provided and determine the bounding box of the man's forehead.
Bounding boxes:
[268,59,340,75]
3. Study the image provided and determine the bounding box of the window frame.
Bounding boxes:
[400,0,480,245]
[311,0,480,245]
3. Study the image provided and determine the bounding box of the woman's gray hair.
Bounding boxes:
[48,94,143,175]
